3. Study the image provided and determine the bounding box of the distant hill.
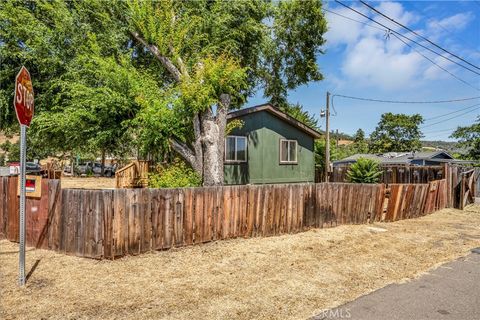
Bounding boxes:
[421,140,463,154]
[317,130,354,141]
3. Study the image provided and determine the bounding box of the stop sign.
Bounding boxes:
[14,66,34,127]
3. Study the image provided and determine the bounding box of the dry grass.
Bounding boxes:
[61,176,115,189]
[1,205,480,320]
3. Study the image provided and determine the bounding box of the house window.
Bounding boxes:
[280,139,297,164]
[225,136,247,162]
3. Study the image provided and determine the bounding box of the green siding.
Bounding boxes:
[224,111,315,185]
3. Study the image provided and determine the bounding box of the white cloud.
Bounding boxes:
[325,6,369,47]
[427,12,475,34]
[423,55,456,80]
[342,37,423,90]
[375,1,419,27]
[325,2,475,91]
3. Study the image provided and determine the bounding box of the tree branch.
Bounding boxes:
[170,138,200,172]
[130,31,182,82]
[216,93,231,158]
[216,93,231,128]
[192,113,203,175]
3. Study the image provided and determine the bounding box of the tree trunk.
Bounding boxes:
[201,112,224,186]
[130,31,230,186]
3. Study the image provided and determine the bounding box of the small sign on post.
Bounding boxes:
[14,66,34,286]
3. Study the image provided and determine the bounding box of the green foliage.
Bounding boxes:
[315,128,369,167]
[179,55,248,113]
[226,119,244,135]
[353,129,368,153]
[279,103,318,128]
[450,117,480,160]
[0,0,130,130]
[0,137,51,162]
[1,0,328,166]
[314,138,358,168]
[263,0,327,106]
[369,113,423,153]
[127,0,327,164]
[346,158,383,184]
[0,0,141,161]
[148,159,201,188]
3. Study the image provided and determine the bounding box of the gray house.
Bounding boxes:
[333,151,455,166]
[224,104,321,185]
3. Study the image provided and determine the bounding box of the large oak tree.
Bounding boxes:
[127,0,327,185]
[0,0,327,185]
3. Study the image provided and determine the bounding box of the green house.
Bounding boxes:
[224,104,321,185]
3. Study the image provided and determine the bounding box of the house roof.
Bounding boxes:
[227,104,322,139]
[334,151,454,165]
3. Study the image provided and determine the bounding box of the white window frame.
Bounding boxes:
[225,135,248,163]
[279,139,298,164]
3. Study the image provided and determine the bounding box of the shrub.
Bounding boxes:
[346,158,383,183]
[148,159,201,188]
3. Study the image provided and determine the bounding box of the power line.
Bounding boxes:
[323,8,385,31]
[324,5,479,91]
[422,127,464,133]
[332,94,480,104]
[421,106,480,128]
[334,0,480,76]
[424,103,480,121]
[359,0,480,71]
[392,33,480,91]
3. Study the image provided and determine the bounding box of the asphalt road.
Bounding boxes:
[313,250,480,320]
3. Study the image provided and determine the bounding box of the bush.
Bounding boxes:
[346,158,383,183]
[148,159,201,188]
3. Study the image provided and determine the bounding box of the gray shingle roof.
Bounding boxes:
[334,151,453,165]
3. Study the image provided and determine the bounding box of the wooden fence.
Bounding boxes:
[328,164,445,184]
[0,176,448,260]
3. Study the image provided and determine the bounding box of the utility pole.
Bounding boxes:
[325,91,330,182]
[336,129,339,148]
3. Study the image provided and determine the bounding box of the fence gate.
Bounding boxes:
[460,169,476,209]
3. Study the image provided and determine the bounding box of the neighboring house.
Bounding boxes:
[224,104,321,185]
[333,151,455,166]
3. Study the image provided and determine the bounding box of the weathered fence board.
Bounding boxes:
[0,175,455,259]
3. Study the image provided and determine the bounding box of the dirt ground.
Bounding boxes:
[60,176,116,189]
[1,205,480,320]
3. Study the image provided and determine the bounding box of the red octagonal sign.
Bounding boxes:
[14,66,34,127]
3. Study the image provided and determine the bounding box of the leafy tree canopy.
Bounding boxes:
[0,0,328,176]
[450,116,480,160]
[280,102,318,129]
[369,113,423,153]
[352,128,368,154]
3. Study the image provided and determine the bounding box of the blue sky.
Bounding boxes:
[250,1,480,141]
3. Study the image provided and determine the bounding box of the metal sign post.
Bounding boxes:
[14,66,34,287]
[18,125,26,286]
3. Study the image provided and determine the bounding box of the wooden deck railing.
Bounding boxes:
[115,160,149,188]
